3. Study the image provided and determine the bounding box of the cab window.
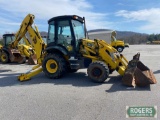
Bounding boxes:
[48,21,55,44]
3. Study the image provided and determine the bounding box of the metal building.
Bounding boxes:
[88,30,113,44]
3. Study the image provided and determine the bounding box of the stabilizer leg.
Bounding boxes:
[18,64,42,81]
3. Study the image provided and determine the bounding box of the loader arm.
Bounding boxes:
[79,39,128,75]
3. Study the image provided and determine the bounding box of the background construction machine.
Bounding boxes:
[0,34,37,64]
[110,31,129,52]
[0,34,25,64]
[16,14,156,87]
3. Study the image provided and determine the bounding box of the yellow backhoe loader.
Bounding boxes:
[110,31,129,53]
[0,34,37,64]
[16,14,156,87]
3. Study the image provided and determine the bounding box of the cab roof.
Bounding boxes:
[3,33,15,37]
[48,15,84,23]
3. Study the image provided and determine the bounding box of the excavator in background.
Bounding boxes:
[88,30,129,53]
[0,33,37,64]
[110,31,129,53]
[16,14,156,87]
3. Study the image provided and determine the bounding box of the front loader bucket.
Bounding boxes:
[9,49,26,64]
[28,54,37,65]
[122,53,157,87]
[121,68,136,87]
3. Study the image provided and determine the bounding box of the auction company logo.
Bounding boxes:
[126,106,157,118]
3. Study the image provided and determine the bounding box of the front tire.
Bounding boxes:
[87,61,109,83]
[0,52,9,63]
[42,53,66,79]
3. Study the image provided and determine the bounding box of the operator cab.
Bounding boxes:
[2,34,26,47]
[3,34,15,47]
[47,15,87,55]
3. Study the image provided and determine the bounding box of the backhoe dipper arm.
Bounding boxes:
[10,14,45,63]
[10,14,34,48]
[16,14,46,81]
[23,35,32,46]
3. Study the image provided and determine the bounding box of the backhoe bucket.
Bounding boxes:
[28,54,37,65]
[9,49,26,64]
[122,53,157,87]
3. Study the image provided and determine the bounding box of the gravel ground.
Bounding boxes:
[0,45,159,120]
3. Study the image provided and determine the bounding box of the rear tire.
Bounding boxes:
[87,61,109,83]
[42,53,66,79]
[0,52,9,63]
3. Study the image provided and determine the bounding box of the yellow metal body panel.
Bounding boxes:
[111,40,125,47]
[79,39,128,75]
[17,44,32,57]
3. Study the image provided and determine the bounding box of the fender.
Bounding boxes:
[1,47,9,55]
[44,45,68,55]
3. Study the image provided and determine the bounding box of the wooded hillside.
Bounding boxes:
[88,29,160,44]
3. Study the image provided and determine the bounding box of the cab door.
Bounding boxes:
[57,20,74,53]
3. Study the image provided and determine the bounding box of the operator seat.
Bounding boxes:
[58,34,66,45]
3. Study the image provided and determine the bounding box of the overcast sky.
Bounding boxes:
[0,0,160,35]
